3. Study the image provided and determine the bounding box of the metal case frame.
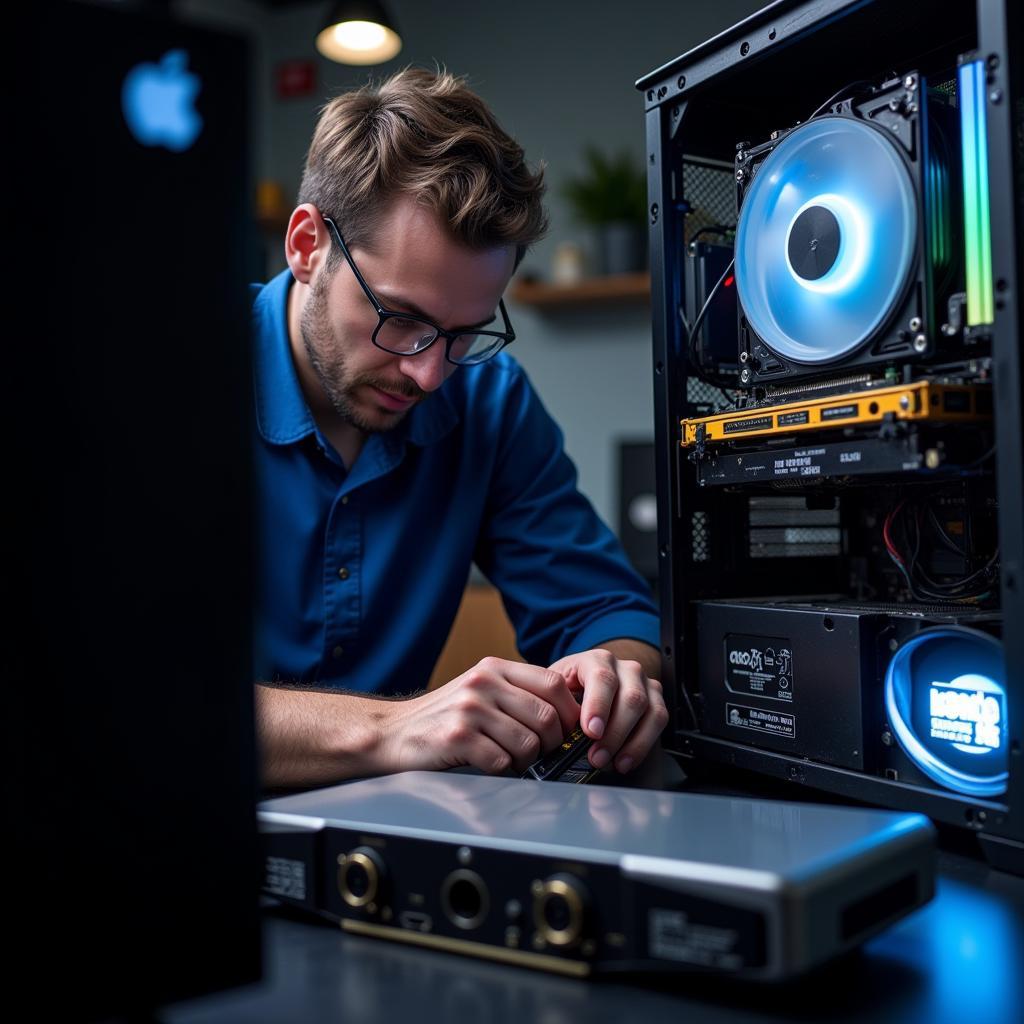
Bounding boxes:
[637,0,1023,872]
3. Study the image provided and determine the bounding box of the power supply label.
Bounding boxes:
[724,634,794,701]
[726,703,796,740]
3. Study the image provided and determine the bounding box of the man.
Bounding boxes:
[253,67,665,788]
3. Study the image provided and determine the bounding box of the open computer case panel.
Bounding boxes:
[638,0,1022,872]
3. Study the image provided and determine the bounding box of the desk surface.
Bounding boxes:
[165,790,1024,1024]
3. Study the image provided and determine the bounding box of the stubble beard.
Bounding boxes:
[299,270,424,434]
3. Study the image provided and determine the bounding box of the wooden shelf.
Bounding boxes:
[510,272,650,308]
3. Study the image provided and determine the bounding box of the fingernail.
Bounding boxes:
[588,716,605,739]
[617,756,634,773]
[592,748,611,769]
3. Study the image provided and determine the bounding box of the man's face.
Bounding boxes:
[300,197,516,433]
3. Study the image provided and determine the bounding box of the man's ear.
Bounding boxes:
[284,204,330,285]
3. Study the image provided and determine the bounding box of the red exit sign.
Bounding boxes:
[275,59,317,99]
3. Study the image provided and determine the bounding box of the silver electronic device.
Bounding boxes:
[259,772,935,979]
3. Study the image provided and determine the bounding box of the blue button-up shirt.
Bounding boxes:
[252,269,659,694]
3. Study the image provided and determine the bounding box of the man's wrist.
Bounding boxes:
[322,692,405,778]
[347,695,401,776]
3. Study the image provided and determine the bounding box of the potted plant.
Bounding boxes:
[561,146,648,275]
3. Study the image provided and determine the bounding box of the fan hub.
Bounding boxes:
[787,205,841,281]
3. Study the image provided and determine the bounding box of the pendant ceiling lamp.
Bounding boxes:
[316,1,402,65]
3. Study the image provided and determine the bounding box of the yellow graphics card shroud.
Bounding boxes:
[681,381,990,448]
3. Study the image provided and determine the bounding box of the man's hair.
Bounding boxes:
[298,67,548,270]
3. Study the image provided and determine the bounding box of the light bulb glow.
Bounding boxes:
[316,16,402,65]
[333,20,387,51]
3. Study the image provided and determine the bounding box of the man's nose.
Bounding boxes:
[399,339,449,393]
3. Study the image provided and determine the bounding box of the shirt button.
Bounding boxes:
[338,567,350,580]
[341,495,349,505]
[332,645,344,659]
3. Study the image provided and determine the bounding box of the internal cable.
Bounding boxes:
[689,224,736,244]
[680,256,737,400]
[883,498,998,604]
[807,78,884,121]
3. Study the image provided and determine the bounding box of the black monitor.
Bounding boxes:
[8,1,262,1016]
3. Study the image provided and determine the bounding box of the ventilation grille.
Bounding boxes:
[748,496,842,559]
[691,510,709,563]
[680,158,735,245]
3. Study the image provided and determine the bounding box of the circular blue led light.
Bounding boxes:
[884,627,1007,798]
[736,117,918,364]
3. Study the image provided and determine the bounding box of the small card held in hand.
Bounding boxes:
[522,726,599,783]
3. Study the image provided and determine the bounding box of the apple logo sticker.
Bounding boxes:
[122,50,202,152]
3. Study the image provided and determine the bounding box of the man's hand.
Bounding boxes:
[255,645,663,789]
[548,642,667,774]
[374,658,581,776]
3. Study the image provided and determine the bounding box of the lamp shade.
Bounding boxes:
[316,1,402,65]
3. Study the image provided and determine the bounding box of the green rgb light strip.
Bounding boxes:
[959,59,994,326]
[927,147,950,272]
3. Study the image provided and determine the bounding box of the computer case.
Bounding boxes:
[7,2,263,1015]
[638,0,1023,873]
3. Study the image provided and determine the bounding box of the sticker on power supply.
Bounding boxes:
[265,856,307,900]
[724,634,794,701]
[726,703,796,739]
[648,909,745,970]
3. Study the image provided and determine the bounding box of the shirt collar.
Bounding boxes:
[251,268,459,449]
[251,269,316,445]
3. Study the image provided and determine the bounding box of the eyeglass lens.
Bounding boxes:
[375,317,506,365]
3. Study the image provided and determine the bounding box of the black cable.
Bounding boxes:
[689,224,736,244]
[891,498,998,602]
[915,546,999,592]
[690,257,735,346]
[927,507,966,556]
[909,505,922,569]
[677,318,733,398]
[682,256,737,399]
[807,78,880,121]
[963,446,996,470]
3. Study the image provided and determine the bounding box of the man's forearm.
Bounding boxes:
[254,684,391,788]
[601,638,662,681]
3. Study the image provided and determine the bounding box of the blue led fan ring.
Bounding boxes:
[883,626,1007,799]
[735,115,919,365]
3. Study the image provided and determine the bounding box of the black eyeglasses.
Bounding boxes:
[322,216,516,366]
